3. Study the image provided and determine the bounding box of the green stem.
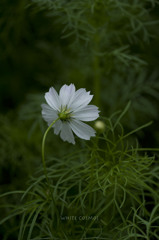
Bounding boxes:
[42,117,60,181]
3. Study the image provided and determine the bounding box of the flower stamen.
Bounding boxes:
[58,107,71,121]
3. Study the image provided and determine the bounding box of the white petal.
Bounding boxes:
[60,122,75,144]
[53,119,62,135]
[59,84,76,107]
[69,89,93,112]
[41,104,58,124]
[72,105,99,122]
[45,87,61,111]
[69,119,96,140]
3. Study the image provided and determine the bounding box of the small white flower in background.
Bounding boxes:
[41,84,100,144]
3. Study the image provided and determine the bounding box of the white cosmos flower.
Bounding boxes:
[41,84,99,144]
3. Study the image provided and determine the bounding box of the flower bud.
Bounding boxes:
[94,120,106,133]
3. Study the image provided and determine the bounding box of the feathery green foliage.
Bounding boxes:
[1,106,159,239]
[1,0,159,239]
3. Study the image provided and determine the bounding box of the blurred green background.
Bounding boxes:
[0,0,159,239]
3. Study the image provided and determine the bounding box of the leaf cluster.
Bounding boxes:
[1,106,159,239]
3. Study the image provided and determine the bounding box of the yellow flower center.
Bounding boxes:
[58,107,71,121]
